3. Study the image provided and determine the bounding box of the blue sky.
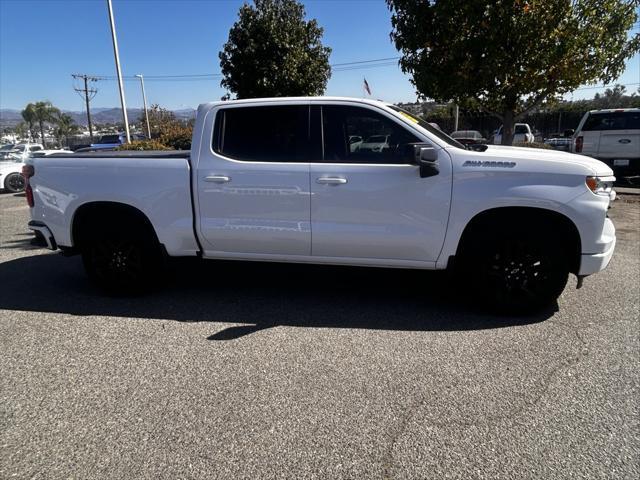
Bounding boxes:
[0,0,638,112]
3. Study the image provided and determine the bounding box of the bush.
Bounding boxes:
[116,140,170,151]
[513,141,552,149]
[159,124,192,150]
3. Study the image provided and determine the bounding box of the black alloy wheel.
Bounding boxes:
[4,172,25,193]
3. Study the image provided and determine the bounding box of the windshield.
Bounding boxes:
[388,106,465,149]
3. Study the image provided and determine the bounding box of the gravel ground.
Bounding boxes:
[0,191,638,479]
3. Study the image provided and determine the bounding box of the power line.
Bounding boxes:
[87,56,402,81]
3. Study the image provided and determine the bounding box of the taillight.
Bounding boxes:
[575,136,583,153]
[22,165,35,207]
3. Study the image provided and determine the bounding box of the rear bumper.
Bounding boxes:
[578,217,615,276]
[28,220,57,250]
[595,157,640,178]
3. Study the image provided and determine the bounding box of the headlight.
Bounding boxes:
[586,176,615,196]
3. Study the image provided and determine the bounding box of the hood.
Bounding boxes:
[481,145,614,176]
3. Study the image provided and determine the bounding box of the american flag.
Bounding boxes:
[363,78,371,96]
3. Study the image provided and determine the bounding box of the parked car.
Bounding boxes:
[357,134,390,153]
[544,137,572,152]
[571,108,640,177]
[90,133,146,150]
[0,157,26,193]
[0,143,45,162]
[492,124,534,144]
[1,149,73,193]
[25,97,616,313]
[450,130,486,145]
[348,135,363,152]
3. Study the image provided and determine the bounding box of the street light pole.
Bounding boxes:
[135,74,151,139]
[106,0,131,143]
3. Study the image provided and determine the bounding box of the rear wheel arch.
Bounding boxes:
[455,207,582,274]
[71,201,160,250]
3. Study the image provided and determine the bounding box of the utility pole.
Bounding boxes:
[107,0,130,143]
[72,74,99,141]
[135,74,151,139]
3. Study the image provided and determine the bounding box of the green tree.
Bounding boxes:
[143,104,177,137]
[219,0,332,98]
[53,112,80,147]
[387,0,640,145]
[32,101,60,147]
[21,103,37,141]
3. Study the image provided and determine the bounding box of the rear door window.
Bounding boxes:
[213,105,309,162]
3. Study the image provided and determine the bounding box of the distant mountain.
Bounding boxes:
[0,107,196,128]
[0,109,22,126]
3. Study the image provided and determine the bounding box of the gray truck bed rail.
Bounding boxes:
[51,150,191,159]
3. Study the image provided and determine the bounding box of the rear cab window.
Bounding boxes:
[582,111,640,131]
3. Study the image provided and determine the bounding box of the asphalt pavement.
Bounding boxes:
[1,191,638,479]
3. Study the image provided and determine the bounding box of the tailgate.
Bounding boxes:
[597,130,640,159]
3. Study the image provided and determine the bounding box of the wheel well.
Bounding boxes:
[455,207,582,274]
[72,202,160,250]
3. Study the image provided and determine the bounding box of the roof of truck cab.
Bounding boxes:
[587,108,640,113]
[200,96,391,109]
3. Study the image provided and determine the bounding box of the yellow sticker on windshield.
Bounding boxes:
[398,111,419,124]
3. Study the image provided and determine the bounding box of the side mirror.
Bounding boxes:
[564,129,574,137]
[413,145,439,178]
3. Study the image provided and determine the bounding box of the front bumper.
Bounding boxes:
[578,217,615,276]
[28,220,57,250]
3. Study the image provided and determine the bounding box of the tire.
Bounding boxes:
[3,172,25,193]
[81,224,163,295]
[459,228,569,314]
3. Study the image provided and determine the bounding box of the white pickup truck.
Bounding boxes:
[492,123,534,144]
[571,108,640,178]
[24,97,616,312]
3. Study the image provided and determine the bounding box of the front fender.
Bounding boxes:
[436,170,590,268]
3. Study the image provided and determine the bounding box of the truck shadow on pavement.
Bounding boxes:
[0,251,557,340]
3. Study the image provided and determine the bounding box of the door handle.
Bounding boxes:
[316,177,347,185]
[204,175,231,183]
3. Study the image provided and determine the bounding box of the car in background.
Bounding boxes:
[492,124,534,144]
[572,108,639,177]
[1,149,73,193]
[90,133,146,151]
[356,134,390,153]
[544,137,572,152]
[0,161,25,193]
[0,153,27,193]
[450,130,486,146]
[348,135,363,152]
[0,143,44,162]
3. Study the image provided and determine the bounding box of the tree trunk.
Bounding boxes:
[501,109,515,146]
[39,121,46,147]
